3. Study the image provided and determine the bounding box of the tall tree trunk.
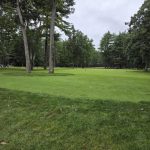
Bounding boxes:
[49,0,56,74]
[16,0,31,73]
[144,61,148,72]
[44,29,48,70]
[30,48,34,70]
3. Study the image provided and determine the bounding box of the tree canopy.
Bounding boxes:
[0,0,149,71]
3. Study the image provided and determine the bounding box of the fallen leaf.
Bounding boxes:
[0,141,7,145]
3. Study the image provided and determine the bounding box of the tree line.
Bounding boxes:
[0,0,150,72]
[0,0,75,73]
[100,0,150,71]
[55,30,102,68]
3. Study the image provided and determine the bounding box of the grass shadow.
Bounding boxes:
[0,88,150,149]
[0,72,75,77]
[126,69,150,74]
[0,68,75,77]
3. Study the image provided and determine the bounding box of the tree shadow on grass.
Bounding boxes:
[0,88,150,149]
[0,68,75,77]
[0,72,75,77]
[126,69,150,74]
[0,67,74,72]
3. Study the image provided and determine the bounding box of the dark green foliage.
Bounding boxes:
[100,31,115,68]
[129,0,150,71]
[1,0,150,70]
[56,40,73,67]
[0,0,75,71]
[127,33,145,69]
[56,30,98,67]
[99,0,150,70]
[0,4,17,66]
[100,32,128,68]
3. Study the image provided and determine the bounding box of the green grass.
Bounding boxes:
[0,68,150,149]
[0,68,150,102]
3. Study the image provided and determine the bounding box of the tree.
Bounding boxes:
[1,0,37,72]
[48,0,75,73]
[0,4,17,66]
[55,30,96,67]
[100,32,129,68]
[49,0,56,74]
[113,32,128,68]
[16,0,31,73]
[100,31,115,68]
[129,0,150,71]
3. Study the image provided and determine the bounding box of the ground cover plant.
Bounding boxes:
[0,68,150,150]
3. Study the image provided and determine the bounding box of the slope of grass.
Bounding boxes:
[0,68,150,149]
[0,88,150,150]
[0,68,150,102]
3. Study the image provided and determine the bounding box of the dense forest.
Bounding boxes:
[0,0,150,72]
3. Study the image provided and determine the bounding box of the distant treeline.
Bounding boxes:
[0,0,150,71]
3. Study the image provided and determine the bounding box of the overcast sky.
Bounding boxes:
[62,0,144,49]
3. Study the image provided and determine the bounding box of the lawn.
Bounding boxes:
[0,68,150,102]
[0,68,150,149]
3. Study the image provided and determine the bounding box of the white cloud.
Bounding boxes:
[62,0,144,49]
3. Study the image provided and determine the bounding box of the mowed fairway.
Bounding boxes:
[0,68,150,102]
[0,68,150,149]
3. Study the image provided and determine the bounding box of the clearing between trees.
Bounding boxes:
[0,68,150,149]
